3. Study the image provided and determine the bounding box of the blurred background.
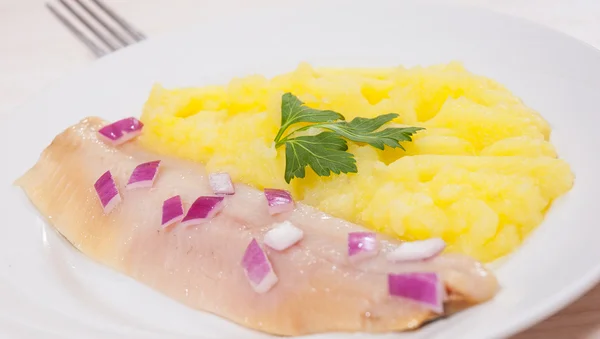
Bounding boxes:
[1,0,600,338]
[1,0,600,115]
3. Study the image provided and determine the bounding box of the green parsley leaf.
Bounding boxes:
[316,114,425,150]
[274,93,345,144]
[334,113,399,132]
[288,113,424,150]
[275,93,423,182]
[284,132,357,183]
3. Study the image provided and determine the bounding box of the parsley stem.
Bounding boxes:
[276,134,294,147]
[274,126,287,144]
[275,123,327,148]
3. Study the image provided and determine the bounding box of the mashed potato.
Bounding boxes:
[139,62,573,262]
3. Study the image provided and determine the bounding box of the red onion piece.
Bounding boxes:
[348,232,378,261]
[180,196,225,227]
[98,117,144,146]
[264,188,294,215]
[161,195,184,228]
[127,160,161,190]
[264,221,303,251]
[242,238,278,293]
[94,170,121,213]
[209,173,235,195]
[386,238,446,262]
[388,272,445,314]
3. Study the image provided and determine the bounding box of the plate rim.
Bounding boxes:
[2,1,600,338]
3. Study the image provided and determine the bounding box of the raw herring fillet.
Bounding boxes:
[16,117,498,336]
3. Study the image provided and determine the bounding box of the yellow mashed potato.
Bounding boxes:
[139,62,574,262]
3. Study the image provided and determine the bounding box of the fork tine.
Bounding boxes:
[90,0,146,42]
[73,0,130,47]
[58,0,119,51]
[46,3,107,57]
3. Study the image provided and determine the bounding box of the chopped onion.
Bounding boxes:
[264,188,294,215]
[264,221,303,251]
[94,170,121,213]
[180,196,225,227]
[161,195,184,228]
[209,173,235,195]
[388,272,445,314]
[386,238,446,262]
[348,232,378,261]
[98,117,144,146]
[126,160,161,190]
[242,238,278,293]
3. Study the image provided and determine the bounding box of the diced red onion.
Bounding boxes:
[388,272,445,314]
[98,117,144,146]
[242,238,278,293]
[263,221,303,251]
[209,173,235,195]
[180,196,225,227]
[127,160,161,190]
[386,238,446,262]
[161,195,184,228]
[348,232,378,261]
[94,170,121,213]
[264,188,294,215]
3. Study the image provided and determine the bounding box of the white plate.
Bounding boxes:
[2,1,600,338]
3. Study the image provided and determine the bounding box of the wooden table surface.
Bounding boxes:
[1,0,600,338]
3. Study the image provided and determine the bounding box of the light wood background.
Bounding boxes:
[1,0,600,338]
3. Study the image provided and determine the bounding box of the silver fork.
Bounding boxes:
[46,0,146,58]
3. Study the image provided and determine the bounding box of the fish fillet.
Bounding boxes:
[17,117,498,336]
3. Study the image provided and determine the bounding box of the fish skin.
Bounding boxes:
[16,117,498,336]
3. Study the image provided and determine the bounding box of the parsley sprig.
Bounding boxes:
[274,93,423,183]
